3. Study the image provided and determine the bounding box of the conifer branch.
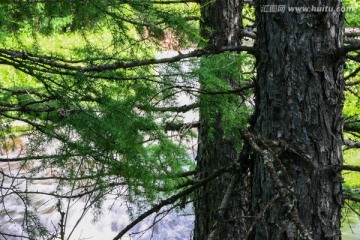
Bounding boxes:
[344,194,360,203]
[341,164,360,172]
[165,122,199,131]
[345,66,360,83]
[0,154,79,162]
[343,139,360,150]
[140,103,199,113]
[344,119,360,133]
[345,80,360,87]
[0,45,254,73]
[2,182,123,199]
[240,128,313,239]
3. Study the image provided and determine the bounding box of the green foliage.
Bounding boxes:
[342,58,360,190]
[343,0,360,27]
[0,1,200,53]
[25,211,49,240]
[0,0,358,239]
[0,2,203,238]
[196,52,254,149]
[242,2,255,28]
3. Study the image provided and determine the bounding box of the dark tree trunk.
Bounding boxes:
[251,0,344,239]
[194,1,246,239]
[199,0,243,47]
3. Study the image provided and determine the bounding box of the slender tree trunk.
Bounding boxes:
[251,0,344,239]
[194,1,247,239]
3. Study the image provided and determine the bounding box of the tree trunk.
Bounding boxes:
[194,1,246,239]
[251,0,344,239]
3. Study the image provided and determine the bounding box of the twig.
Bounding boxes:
[345,66,360,82]
[344,194,360,203]
[0,45,254,73]
[240,128,313,239]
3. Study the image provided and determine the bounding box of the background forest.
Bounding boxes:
[0,0,359,239]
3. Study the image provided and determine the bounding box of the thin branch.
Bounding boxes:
[0,105,57,113]
[343,139,360,150]
[165,122,199,131]
[175,170,196,178]
[0,170,115,182]
[341,165,360,172]
[345,27,360,37]
[0,86,50,98]
[3,181,123,199]
[0,45,254,73]
[0,154,79,162]
[346,79,360,86]
[344,119,360,133]
[240,128,313,240]
[345,201,360,218]
[345,66,360,83]
[240,128,284,189]
[0,232,29,239]
[140,102,199,113]
[344,194,360,203]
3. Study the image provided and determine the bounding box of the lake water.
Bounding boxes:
[1,153,359,240]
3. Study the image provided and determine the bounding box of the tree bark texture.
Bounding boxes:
[194,1,246,240]
[251,0,344,239]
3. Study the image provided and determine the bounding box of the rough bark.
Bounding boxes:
[251,0,344,239]
[194,1,246,239]
[199,0,243,47]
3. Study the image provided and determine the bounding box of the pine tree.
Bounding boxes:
[250,0,344,238]
[194,1,252,239]
[0,0,359,239]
